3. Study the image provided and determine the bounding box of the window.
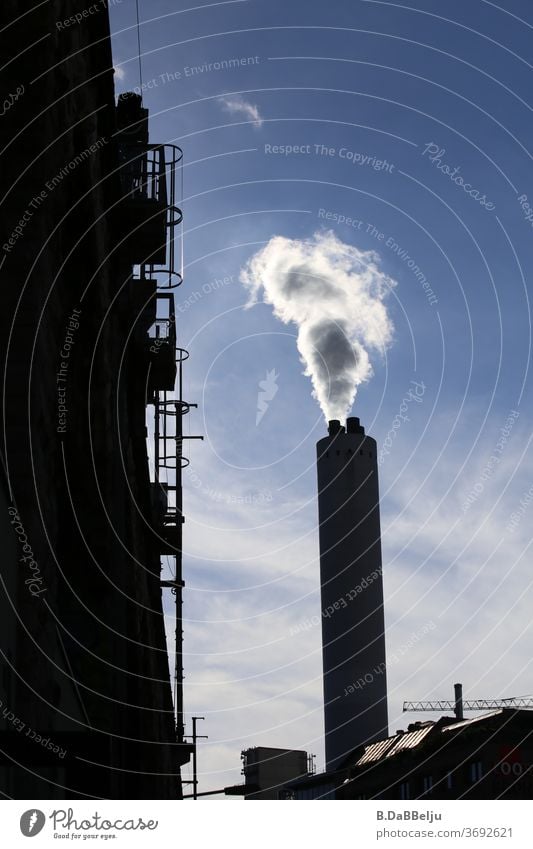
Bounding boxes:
[447,772,453,790]
[422,776,433,793]
[400,782,410,799]
[470,762,483,782]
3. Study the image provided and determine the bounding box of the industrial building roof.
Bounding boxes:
[354,709,518,768]
[440,709,503,732]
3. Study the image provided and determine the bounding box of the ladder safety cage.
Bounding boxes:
[119,142,184,288]
[116,93,195,763]
[147,293,177,394]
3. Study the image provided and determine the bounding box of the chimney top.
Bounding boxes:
[328,420,345,436]
[346,417,365,435]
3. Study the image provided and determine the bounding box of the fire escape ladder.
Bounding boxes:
[117,93,202,764]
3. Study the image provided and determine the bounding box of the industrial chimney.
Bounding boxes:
[316,417,388,770]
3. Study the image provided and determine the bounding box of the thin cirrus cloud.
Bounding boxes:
[219,96,264,128]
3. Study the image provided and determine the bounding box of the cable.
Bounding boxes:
[135,0,143,98]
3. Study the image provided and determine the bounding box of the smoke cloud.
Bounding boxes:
[240,230,396,421]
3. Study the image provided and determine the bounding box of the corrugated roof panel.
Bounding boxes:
[354,711,510,770]
[355,724,434,766]
[441,709,503,732]
[356,735,398,765]
[386,725,434,757]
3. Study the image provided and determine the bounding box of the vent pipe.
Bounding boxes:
[346,417,365,435]
[327,420,344,436]
[454,683,464,721]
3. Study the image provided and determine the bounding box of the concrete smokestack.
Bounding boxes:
[316,418,388,770]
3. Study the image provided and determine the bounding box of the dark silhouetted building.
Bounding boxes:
[0,2,189,798]
[241,747,309,799]
[287,709,533,799]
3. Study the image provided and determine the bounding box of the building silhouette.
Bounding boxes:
[0,1,190,798]
[286,710,533,799]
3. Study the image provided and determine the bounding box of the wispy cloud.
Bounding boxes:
[114,66,126,81]
[220,96,264,128]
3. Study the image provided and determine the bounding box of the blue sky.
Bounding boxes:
[110,0,533,794]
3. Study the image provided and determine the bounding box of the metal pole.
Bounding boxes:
[175,383,184,743]
[191,716,206,800]
[175,575,184,741]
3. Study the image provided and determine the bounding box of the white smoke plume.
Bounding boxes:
[240,231,396,422]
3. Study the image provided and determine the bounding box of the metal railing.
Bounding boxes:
[152,348,202,747]
[120,142,184,288]
[121,134,203,768]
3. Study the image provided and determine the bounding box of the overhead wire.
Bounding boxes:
[135,0,143,98]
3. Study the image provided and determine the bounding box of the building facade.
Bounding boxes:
[0,1,188,798]
[241,747,309,799]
